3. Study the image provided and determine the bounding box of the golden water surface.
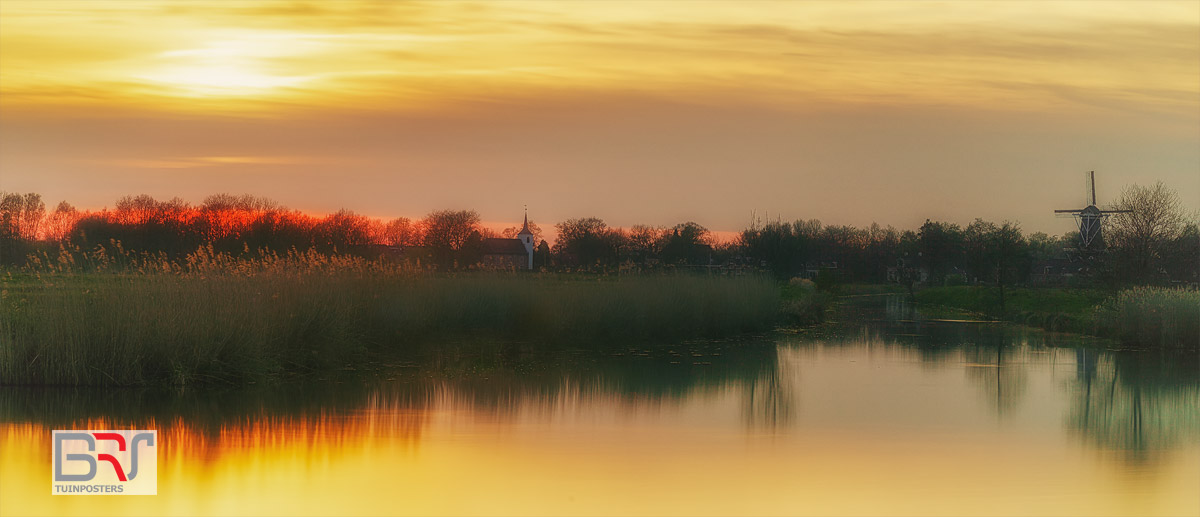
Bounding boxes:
[3,300,1198,516]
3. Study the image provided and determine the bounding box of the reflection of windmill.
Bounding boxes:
[1054,171,1130,250]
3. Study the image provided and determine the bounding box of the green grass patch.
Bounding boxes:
[915,286,1108,333]
[837,283,909,296]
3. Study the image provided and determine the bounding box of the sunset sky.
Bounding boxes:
[1,1,1197,236]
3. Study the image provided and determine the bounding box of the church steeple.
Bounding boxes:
[517,205,534,270]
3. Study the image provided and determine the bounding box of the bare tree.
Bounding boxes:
[501,220,544,244]
[422,209,481,252]
[626,224,664,263]
[20,193,45,240]
[1108,182,1191,282]
[554,217,624,267]
[0,192,23,239]
[0,192,46,240]
[317,209,374,248]
[44,201,80,241]
[382,217,425,247]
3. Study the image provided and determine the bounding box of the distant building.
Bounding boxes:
[1031,257,1076,286]
[886,257,928,284]
[480,210,535,270]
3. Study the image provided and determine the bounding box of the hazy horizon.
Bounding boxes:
[2,1,1197,237]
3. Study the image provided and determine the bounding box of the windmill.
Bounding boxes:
[1054,171,1130,251]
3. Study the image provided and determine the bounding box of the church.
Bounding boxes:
[480,211,535,270]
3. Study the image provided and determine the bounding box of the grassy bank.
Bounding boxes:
[916,285,1198,349]
[916,286,1106,333]
[0,271,782,386]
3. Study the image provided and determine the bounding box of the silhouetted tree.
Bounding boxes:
[1108,182,1192,284]
[382,217,424,247]
[460,230,486,267]
[660,222,712,265]
[0,193,24,240]
[862,223,900,283]
[918,220,964,285]
[422,209,481,266]
[316,209,373,250]
[1161,223,1200,284]
[964,218,999,283]
[197,193,279,242]
[0,192,45,241]
[241,209,317,251]
[988,222,1029,314]
[43,201,79,242]
[554,217,623,269]
[501,220,544,244]
[0,192,46,264]
[625,224,664,265]
[1026,232,1065,264]
[534,240,551,269]
[739,218,817,278]
[19,193,45,240]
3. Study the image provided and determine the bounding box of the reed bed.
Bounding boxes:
[1,244,780,386]
[1094,287,1200,349]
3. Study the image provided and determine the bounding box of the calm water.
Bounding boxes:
[3,295,1198,516]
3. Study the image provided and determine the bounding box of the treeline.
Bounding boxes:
[739,183,1197,288]
[0,192,716,270]
[2,182,1196,285]
[1,193,410,261]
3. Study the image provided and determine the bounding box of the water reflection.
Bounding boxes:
[0,338,787,449]
[823,295,1200,456]
[2,295,1197,516]
[1067,348,1200,462]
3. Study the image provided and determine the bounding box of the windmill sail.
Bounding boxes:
[1054,171,1130,250]
[1086,171,1097,207]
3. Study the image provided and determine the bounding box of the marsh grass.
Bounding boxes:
[1095,287,1200,349]
[916,285,1199,348]
[1,245,781,386]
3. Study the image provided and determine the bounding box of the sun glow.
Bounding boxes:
[139,64,310,97]
[135,34,325,97]
[2,1,1194,113]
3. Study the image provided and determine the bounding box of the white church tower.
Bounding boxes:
[517,207,535,270]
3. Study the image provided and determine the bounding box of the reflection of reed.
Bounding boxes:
[805,295,1200,462]
[0,340,785,453]
[963,340,1029,418]
[1066,350,1200,463]
[742,359,795,431]
[0,385,436,464]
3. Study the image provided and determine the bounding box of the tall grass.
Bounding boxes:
[1094,287,1200,349]
[0,246,781,386]
[916,285,1200,349]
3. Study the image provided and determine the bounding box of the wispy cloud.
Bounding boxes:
[94,156,313,170]
[2,1,1194,117]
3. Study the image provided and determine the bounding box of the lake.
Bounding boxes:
[3,295,1197,516]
